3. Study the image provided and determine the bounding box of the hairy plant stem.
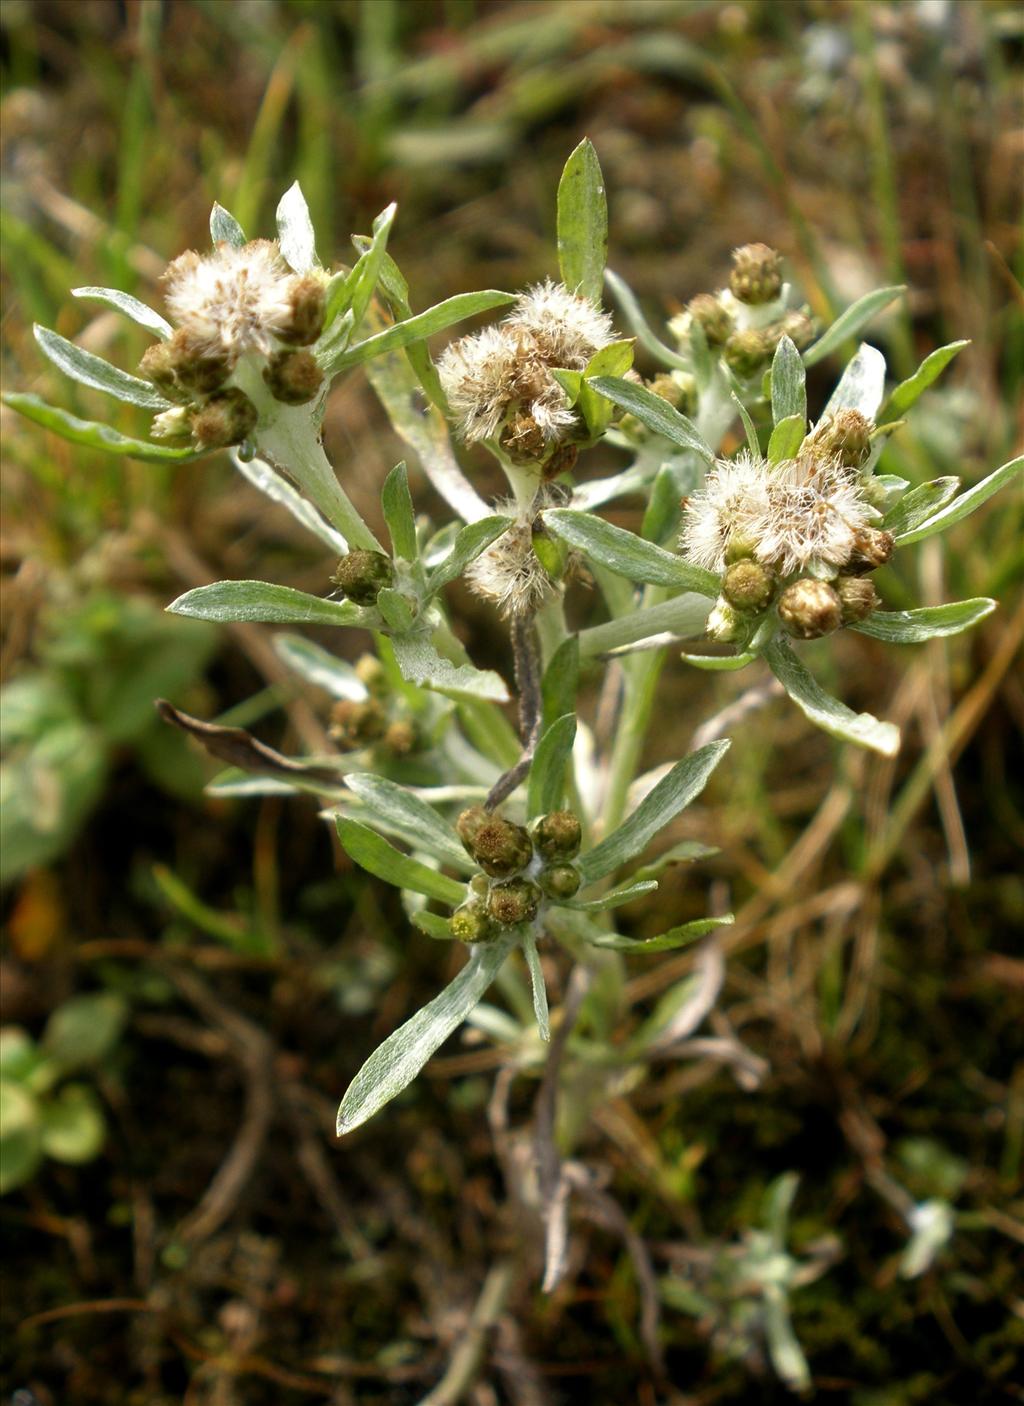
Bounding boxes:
[486,612,542,809]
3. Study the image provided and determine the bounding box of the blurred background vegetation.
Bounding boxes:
[1,2,1022,1402]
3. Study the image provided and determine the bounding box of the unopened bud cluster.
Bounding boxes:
[143,239,327,452]
[328,654,420,759]
[450,806,583,942]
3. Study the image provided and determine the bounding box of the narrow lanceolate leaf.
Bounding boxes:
[344,773,471,870]
[72,287,172,339]
[882,340,970,420]
[589,376,715,464]
[210,202,245,248]
[233,451,348,554]
[167,580,366,627]
[770,335,806,426]
[3,393,198,463]
[346,202,397,336]
[527,714,577,819]
[391,634,509,703]
[680,651,758,671]
[767,413,804,464]
[894,455,1023,545]
[321,290,515,376]
[764,638,899,756]
[556,137,607,305]
[275,180,318,273]
[563,879,659,913]
[521,930,550,1042]
[411,912,455,941]
[336,934,516,1133]
[579,741,730,884]
[852,599,996,644]
[604,268,688,370]
[426,516,510,595]
[803,286,905,367]
[33,325,170,409]
[823,343,888,420]
[381,462,417,561]
[882,477,960,539]
[541,637,579,731]
[730,391,762,458]
[272,634,366,700]
[543,510,719,597]
[585,914,732,953]
[335,818,466,905]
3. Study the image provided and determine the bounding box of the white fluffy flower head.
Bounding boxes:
[465,505,555,619]
[163,240,298,358]
[678,452,774,573]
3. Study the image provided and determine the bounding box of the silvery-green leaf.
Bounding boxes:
[543,510,719,597]
[562,879,659,913]
[321,290,515,376]
[528,714,576,819]
[336,934,516,1132]
[233,450,348,553]
[210,202,245,247]
[882,477,960,538]
[730,390,761,458]
[823,343,887,419]
[883,340,970,419]
[588,375,715,464]
[344,773,471,870]
[275,180,317,273]
[579,593,712,658]
[521,930,550,1042]
[273,633,366,700]
[853,599,996,644]
[641,464,684,545]
[764,638,899,756]
[391,634,509,703]
[3,392,197,463]
[763,1286,811,1393]
[72,287,172,340]
[346,203,397,335]
[377,589,416,632]
[585,915,732,953]
[803,286,905,367]
[33,325,170,409]
[426,516,510,595]
[631,839,719,883]
[894,454,1023,545]
[770,335,806,426]
[689,319,712,390]
[680,651,758,671]
[206,771,302,798]
[578,740,730,884]
[556,137,607,304]
[335,817,466,904]
[167,580,367,627]
[541,637,579,731]
[381,461,417,561]
[411,912,455,941]
[603,268,688,370]
[767,413,804,464]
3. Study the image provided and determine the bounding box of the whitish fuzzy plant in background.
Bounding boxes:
[7,139,1020,1391]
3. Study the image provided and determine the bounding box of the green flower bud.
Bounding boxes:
[461,812,533,877]
[278,274,326,347]
[706,599,743,642]
[329,698,387,750]
[263,348,324,406]
[686,293,734,347]
[848,527,895,573]
[729,243,783,305]
[533,810,582,862]
[138,338,188,401]
[469,874,490,899]
[836,574,881,624]
[778,578,842,639]
[722,558,776,613]
[539,864,581,900]
[190,388,258,450]
[724,328,772,378]
[381,719,417,757]
[331,550,395,606]
[773,310,815,351]
[451,903,496,945]
[806,410,873,468]
[487,878,541,927]
[647,372,697,417]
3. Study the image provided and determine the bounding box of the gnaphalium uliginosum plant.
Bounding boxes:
[10,140,1021,1381]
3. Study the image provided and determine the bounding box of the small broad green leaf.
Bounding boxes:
[803,286,905,368]
[335,817,466,905]
[382,462,417,560]
[33,325,170,409]
[426,516,510,595]
[168,580,366,627]
[586,914,732,953]
[0,1081,44,1194]
[521,930,550,1042]
[893,455,1023,545]
[563,879,659,913]
[853,599,996,644]
[541,636,579,731]
[603,268,688,370]
[576,340,635,438]
[42,994,127,1074]
[234,451,348,554]
[39,1084,106,1165]
[764,638,899,756]
[275,180,317,273]
[823,343,888,419]
[883,340,970,420]
[556,137,607,304]
[767,413,804,464]
[579,741,730,884]
[3,393,198,463]
[411,912,455,941]
[589,375,715,464]
[391,634,509,703]
[770,336,806,426]
[543,510,719,597]
[680,651,758,671]
[72,287,172,339]
[344,774,470,870]
[528,714,576,819]
[882,478,960,538]
[321,290,515,376]
[210,202,246,247]
[272,633,365,700]
[337,934,516,1132]
[338,203,397,343]
[376,588,416,632]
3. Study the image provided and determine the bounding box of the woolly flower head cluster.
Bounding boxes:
[438,280,616,465]
[465,502,556,620]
